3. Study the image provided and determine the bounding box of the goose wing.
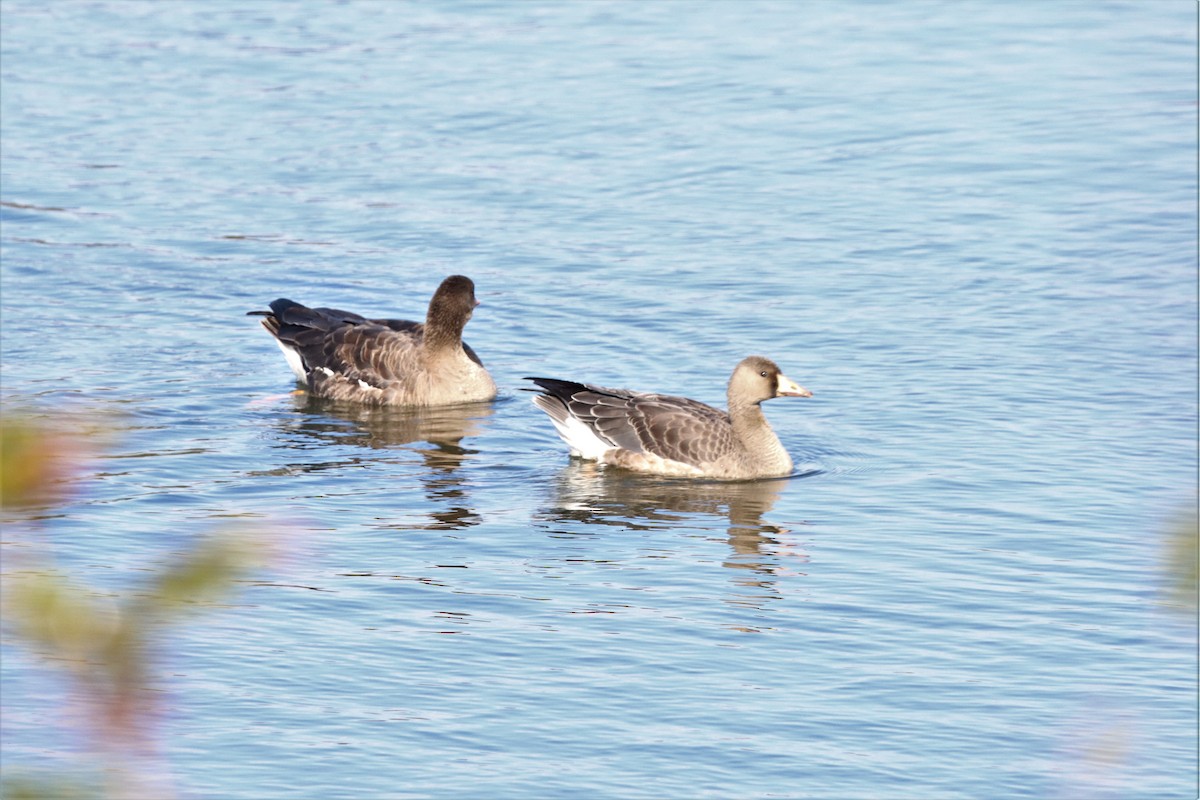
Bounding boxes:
[314,320,423,389]
[528,378,737,468]
[254,299,423,390]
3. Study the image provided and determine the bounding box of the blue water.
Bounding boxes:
[2,2,1196,798]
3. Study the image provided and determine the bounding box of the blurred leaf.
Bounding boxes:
[143,531,266,614]
[0,419,77,508]
[1167,502,1198,609]
[6,571,122,661]
[1,774,98,800]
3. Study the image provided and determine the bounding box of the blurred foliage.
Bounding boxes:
[0,774,97,800]
[0,418,77,508]
[1,415,267,800]
[1,415,1192,798]
[1166,501,1198,610]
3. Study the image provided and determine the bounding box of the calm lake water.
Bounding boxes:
[2,2,1196,798]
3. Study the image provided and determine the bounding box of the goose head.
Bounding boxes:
[729,355,812,407]
[426,275,479,333]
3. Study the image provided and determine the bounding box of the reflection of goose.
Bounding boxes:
[265,396,494,531]
[540,463,807,597]
[527,356,811,479]
[285,394,494,456]
[248,275,496,406]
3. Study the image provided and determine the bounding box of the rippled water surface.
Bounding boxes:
[2,2,1196,798]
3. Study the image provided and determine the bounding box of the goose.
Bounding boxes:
[248,275,496,407]
[526,356,811,480]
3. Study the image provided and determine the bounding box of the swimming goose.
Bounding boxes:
[526,356,811,480]
[248,275,496,407]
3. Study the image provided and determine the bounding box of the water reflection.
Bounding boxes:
[265,394,494,530]
[539,462,809,604]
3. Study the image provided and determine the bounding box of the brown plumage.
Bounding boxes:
[526,356,812,480]
[248,275,496,407]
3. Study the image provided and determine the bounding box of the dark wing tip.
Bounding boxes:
[248,298,304,317]
[523,376,578,392]
[523,378,593,405]
[267,298,305,316]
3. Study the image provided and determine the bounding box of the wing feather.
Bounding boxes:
[323,323,421,387]
[256,300,424,395]
[626,396,736,467]
[527,377,737,469]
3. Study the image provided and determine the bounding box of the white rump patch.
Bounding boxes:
[274,340,307,382]
[547,410,614,461]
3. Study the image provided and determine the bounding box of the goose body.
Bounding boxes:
[249,275,496,407]
[527,356,811,480]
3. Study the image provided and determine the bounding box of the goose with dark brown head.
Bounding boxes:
[526,356,811,480]
[249,275,496,407]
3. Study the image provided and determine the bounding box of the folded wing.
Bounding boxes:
[527,378,735,469]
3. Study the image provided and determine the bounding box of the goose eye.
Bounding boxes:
[759,370,769,378]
